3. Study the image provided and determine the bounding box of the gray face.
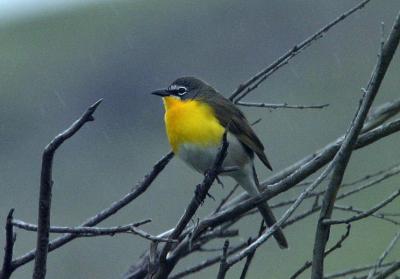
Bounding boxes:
[166,77,208,100]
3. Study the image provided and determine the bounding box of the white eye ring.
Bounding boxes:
[177,87,187,95]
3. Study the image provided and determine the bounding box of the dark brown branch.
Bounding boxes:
[33,99,102,279]
[311,11,400,279]
[0,209,15,279]
[153,133,229,279]
[236,101,329,110]
[290,224,351,279]
[229,0,372,102]
[10,151,174,271]
[216,240,230,279]
[324,190,400,225]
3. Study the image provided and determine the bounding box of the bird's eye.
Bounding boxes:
[177,87,187,95]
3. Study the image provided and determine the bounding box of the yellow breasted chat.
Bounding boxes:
[151,76,288,249]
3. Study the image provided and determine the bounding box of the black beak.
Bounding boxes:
[151,89,170,97]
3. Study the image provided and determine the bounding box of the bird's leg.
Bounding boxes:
[195,183,216,205]
[206,192,216,201]
[216,176,224,188]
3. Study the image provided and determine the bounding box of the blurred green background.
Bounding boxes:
[1,0,399,278]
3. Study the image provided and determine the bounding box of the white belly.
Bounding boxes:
[176,133,251,175]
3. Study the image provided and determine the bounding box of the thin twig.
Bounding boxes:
[130,226,178,243]
[168,172,395,279]
[374,261,400,279]
[367,230,400,279]
[363,99,400,131]
[324,262,397,278]
[169,242,248,279]
[240,221,265,279]
[311,11,400,279]
[236,101,329,110]
[342,162,400,187]
[333,205,400,226]
[216,240,230,279]
[153,133,229,279]
[324,190,400,225]
[157,118,400,273]
[214,184,240,213]
[12,219,174,242]
[225,150,339,268]
[290,224,351,279]
[0,209,15,279]
[229,0,372,102]
[10,151,174,271]
[220,110,400,219]
[12,219,151,235]
[33,99,102,279]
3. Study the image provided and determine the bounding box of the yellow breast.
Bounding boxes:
[162,96,225,153]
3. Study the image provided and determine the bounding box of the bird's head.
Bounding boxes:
[151,77,212,101]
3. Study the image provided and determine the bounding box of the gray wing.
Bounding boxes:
[201,91,273,170]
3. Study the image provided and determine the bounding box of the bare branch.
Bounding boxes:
[367,230,400,279]
[0,209,15,279]
[169,242,248,279]
[12,219,174,242]
[224,142,343,268]
[374,261,400,279]
[152,117,400,275]
[236,101,329,110]
[33,99,102,279]
[311,11,400,278]
[216,240,230,279]
[153,133,229,278]
[239,222,265,279]
[12,219,151,235]
[333,205,400,226]
[290,224,351,279]
[214,184,240,213]
[324,190,400,225]
[229,0,372,102]
[158,160,398,279]
[363,98,400,132]
[10,151,174,271]
[324,262,398,279]
[222,104,400,216]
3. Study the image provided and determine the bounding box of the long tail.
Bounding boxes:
[232,165,288,249]
[256,202,288,249]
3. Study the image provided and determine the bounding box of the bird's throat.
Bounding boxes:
[162,97,225,153]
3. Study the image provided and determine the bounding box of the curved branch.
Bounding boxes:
[312,10,400,278]
[229,0,372,102]
[10,151,174,271]
[33,99,102,279]
[324,190,400,225]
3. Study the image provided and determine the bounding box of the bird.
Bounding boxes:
[151,76,288,249]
